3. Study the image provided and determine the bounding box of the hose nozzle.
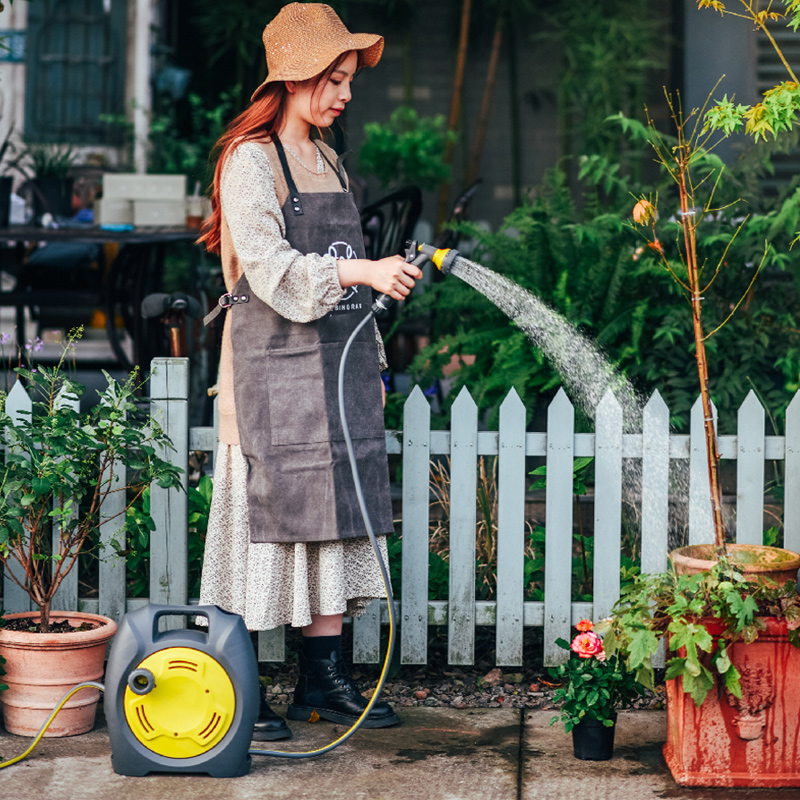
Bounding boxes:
[416,243,459,274]
[370,241,459,317]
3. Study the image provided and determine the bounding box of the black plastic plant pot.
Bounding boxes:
[572,714,616,761]
[33,177,74,219]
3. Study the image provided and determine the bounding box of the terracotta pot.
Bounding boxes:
[572,714,616,760]
[0,610,117,737]
[670,543,800,586]
[664,617,800,787]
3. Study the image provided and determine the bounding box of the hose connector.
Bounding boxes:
[127,668,156,696]
[417,243,459,274]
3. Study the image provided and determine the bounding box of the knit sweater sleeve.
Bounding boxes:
[220,141,345,323]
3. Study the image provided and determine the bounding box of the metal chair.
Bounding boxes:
[359,186,422,260]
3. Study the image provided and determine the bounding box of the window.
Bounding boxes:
[25,0,127,144]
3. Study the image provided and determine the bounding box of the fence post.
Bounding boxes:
[448,387,478,665]
[786,392,800,553]
[257,627,286,662]
[50,385,80,613]
[3,381,32,613]
[593,390,622,622]
[149,358,189,610]
[400,387,431,664]
[641,390,669,575]
[736,391,765,545]
[98,387,128,623]
[642,390,669,668]
[496,389,526,666]
[543,389,574,666]
[689,397,716,545]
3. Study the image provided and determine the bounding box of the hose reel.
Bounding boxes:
[103,604,258,777]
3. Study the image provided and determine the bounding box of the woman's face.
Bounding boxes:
[288,51,358,129]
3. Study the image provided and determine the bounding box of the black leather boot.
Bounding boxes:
[253,681,292,741]
[287,650,400,728]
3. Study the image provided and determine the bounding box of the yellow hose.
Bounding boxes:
[0,682,105,769]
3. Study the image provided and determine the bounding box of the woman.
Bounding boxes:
[198,4,421,740]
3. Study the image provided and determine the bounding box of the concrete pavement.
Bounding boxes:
[1,708,798,800]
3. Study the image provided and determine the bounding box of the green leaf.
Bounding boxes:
[626,628,659,668]
[668,620,713,656]
[683,664,715,707]
[715,646,732,675]
[723,665,742,699]
[728,592,759,630]
[664,657,687,681]
[31,477,52,494]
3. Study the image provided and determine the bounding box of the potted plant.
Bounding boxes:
[0,335,182,736]
[605,559,800,785]
[548,619,644,761]
[628,0,800,580]
[10,140,78,219]
[615,1,800,785]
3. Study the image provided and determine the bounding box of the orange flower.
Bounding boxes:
[571,631,604,659]
[575,619,594,632]
[632,199,655,225]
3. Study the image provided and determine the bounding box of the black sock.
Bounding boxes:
[301,634,341,660]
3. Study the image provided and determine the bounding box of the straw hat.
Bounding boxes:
[251,3,384,101]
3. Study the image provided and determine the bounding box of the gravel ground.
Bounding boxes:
[260,628,666,713]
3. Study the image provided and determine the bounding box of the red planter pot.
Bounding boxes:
[664,617,800,787]
[0,611,117,737]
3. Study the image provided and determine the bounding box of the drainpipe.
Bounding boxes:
[133,0,152,174]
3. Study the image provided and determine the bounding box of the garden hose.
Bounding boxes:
[0,242,454,769]
[0,682,105,770]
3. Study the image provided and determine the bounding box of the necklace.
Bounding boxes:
[282,142,326,174]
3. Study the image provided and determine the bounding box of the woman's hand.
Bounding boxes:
[338,255,423,301]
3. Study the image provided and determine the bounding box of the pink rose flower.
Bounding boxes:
[571,631,604,659]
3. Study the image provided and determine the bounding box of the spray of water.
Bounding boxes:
[448,255,691,548]
[450,256,644,423]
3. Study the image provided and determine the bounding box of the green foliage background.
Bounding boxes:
[400,119,800,434]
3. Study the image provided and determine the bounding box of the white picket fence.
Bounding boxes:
[2,358,799,667]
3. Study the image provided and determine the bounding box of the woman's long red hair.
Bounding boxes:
[197,85,289,255]
[198,52,359,255]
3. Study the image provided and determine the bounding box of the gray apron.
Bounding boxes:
[229,137,393,544]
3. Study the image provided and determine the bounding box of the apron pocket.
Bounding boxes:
[267,341,385,446]
[268,344,329,446]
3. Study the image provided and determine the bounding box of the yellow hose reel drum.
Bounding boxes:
[104,605,258,777]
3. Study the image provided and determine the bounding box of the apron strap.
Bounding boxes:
[316,145,349,191]
[272,135,304,216]
[203,290,250,327]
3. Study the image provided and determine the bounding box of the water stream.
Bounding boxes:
[447,255,690,547]
[449,255,644,424]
